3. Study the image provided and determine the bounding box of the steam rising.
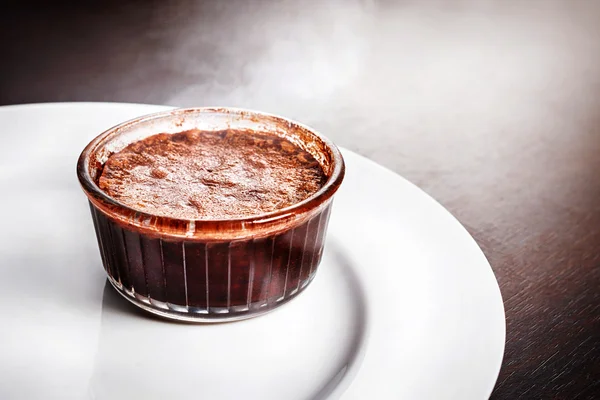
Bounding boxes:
[165,0,374,121]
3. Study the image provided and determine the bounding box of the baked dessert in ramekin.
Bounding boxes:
[77,107,344,322]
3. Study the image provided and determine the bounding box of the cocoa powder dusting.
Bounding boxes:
[98,129,327,219]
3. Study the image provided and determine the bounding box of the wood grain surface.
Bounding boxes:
[2,1,599,398]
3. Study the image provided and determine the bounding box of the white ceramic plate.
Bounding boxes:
[0,103,505,400]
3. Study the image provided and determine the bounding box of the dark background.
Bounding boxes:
[2,0,599,398]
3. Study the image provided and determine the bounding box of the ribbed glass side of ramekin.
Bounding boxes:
[77,107,344,322]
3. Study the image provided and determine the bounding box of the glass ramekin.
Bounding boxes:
[77,107,345,322]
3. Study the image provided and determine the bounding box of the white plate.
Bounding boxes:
[0,103,505,400]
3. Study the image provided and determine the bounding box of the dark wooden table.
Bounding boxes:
[2,1,599,398]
